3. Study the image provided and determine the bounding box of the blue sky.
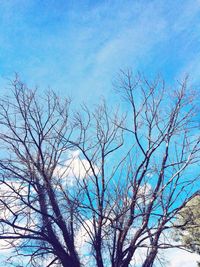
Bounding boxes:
[0,1,200,266]
[0,0,200,103]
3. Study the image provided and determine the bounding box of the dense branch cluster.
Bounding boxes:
[0,72,199,267]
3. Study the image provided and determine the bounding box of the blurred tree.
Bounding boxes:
[175,196,200,266]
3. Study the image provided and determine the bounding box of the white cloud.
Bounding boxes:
[75,218,94,266]
[166,248,200,267]
[53,150,99,186]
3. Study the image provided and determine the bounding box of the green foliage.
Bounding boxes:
[176,196,200,254]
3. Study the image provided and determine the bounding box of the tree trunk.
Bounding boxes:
[96,249,104,267]
[59,253,81,267]
[142,248,157,267]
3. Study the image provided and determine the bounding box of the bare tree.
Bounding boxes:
[0,72,199,267]
[0,78,81,267]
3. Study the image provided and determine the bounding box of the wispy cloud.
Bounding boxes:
[0,0,199,103]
